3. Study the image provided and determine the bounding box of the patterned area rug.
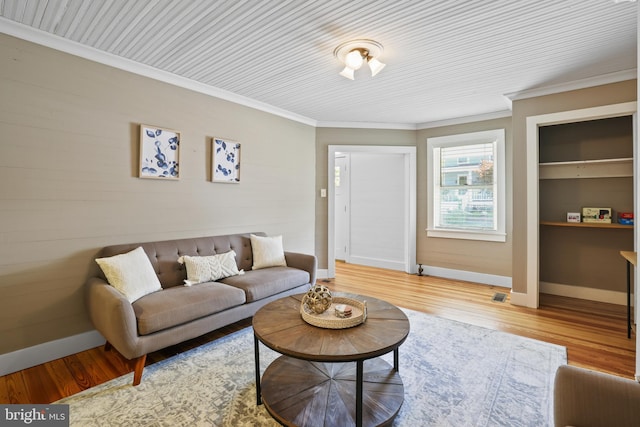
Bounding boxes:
[58,308,566,426]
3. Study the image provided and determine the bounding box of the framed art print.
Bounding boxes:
[212,137,241,183]
[139,124,180,179]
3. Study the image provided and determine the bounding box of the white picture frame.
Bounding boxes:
[212,137,241,183]
[139,124,180,179]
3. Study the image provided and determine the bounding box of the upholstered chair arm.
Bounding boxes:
[284,252,317,286]
[85,277,141,360]
[554,364,640,427]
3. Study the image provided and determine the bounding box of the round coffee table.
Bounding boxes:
[253,292,410,427]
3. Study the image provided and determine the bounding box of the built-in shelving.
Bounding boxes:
[537,112,634,305]
[540,220,633,230]
[539,157,633,180]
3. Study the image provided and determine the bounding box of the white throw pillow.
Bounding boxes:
[178,250,241,285]
[250,234,287,270]
[95,246,162,303]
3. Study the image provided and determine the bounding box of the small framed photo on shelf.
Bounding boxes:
[212,137,241,183]
[139,124,180,179]
[566,212,581,223]
[582,207,612,224]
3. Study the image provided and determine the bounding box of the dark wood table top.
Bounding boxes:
[253,292,410,362]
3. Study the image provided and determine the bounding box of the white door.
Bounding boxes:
[334,154,350,261]
[348,152,406,271]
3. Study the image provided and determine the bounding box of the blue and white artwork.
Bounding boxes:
[139,125,180,179]
[212,138,241,183]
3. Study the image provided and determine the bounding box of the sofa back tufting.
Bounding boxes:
[96,232,265,288]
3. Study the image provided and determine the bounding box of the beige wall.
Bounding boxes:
[0,35,316,355]
[1,31,637,358]
[417,117,513,277]
[511,80,637,294]
[314,127,417,269]
[315,120,514,279]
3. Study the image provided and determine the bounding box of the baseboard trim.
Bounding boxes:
[539,281,631,306]
[0,330,105,377]
[422,265,513,288]
[348,256,408,273]
[324,263,512,288]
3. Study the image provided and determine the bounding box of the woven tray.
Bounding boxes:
[300,296,367,329]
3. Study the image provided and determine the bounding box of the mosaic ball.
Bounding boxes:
[305,285,333,314]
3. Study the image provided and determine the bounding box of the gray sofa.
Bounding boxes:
[554,364,640,427]
[86,232,316,385]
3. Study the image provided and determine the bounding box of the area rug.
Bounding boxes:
[58,308,566,426]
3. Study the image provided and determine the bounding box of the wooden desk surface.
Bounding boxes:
[620,251,637,266]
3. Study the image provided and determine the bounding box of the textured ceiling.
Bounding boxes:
[0,0,637,127]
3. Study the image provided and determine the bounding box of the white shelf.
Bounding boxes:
[539,158,633,179]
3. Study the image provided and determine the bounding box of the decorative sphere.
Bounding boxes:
[305,285,332,314]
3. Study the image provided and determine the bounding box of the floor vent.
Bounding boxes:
[492,293,507,303]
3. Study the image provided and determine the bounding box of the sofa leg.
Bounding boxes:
[132,355,146,386]
[104,341,113,352]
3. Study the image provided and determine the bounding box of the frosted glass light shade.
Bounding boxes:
[368,57,386,76]
[339,66,355,80]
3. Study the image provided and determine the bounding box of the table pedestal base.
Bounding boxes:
[261,355,403,427]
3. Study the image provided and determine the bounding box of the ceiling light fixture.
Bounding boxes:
[334,39,386,80]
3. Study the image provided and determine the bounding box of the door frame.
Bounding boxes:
[334,153,351,262]
[327,145,417,278]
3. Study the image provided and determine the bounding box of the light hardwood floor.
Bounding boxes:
[0,262,636,404]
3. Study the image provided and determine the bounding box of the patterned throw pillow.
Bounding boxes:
[178,250,241,286]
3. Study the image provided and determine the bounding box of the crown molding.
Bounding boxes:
[319,110,513,130]
[316,121,417,130]
[504,69,637,102]
[416,110,513,130]
[0,18,318,127]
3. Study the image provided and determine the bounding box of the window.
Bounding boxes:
[427,129,506,242]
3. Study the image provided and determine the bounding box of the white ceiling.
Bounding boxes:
[0,0,637,128]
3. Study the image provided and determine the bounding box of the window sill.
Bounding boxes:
[426,228,506,242]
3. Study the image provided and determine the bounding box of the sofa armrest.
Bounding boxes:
[85,277,141,360]
[554,364,640,427]
[284,251,317,286]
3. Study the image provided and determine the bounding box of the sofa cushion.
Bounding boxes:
[250,234,287,270]
[178,250,241,285]
[220,266,310,303]
[132,282,246,335]
[95,246,162,303]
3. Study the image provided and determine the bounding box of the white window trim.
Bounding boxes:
[427,129,506,242]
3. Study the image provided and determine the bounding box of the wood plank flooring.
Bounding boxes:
[0,262,636,405]
[328,262,636,379]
